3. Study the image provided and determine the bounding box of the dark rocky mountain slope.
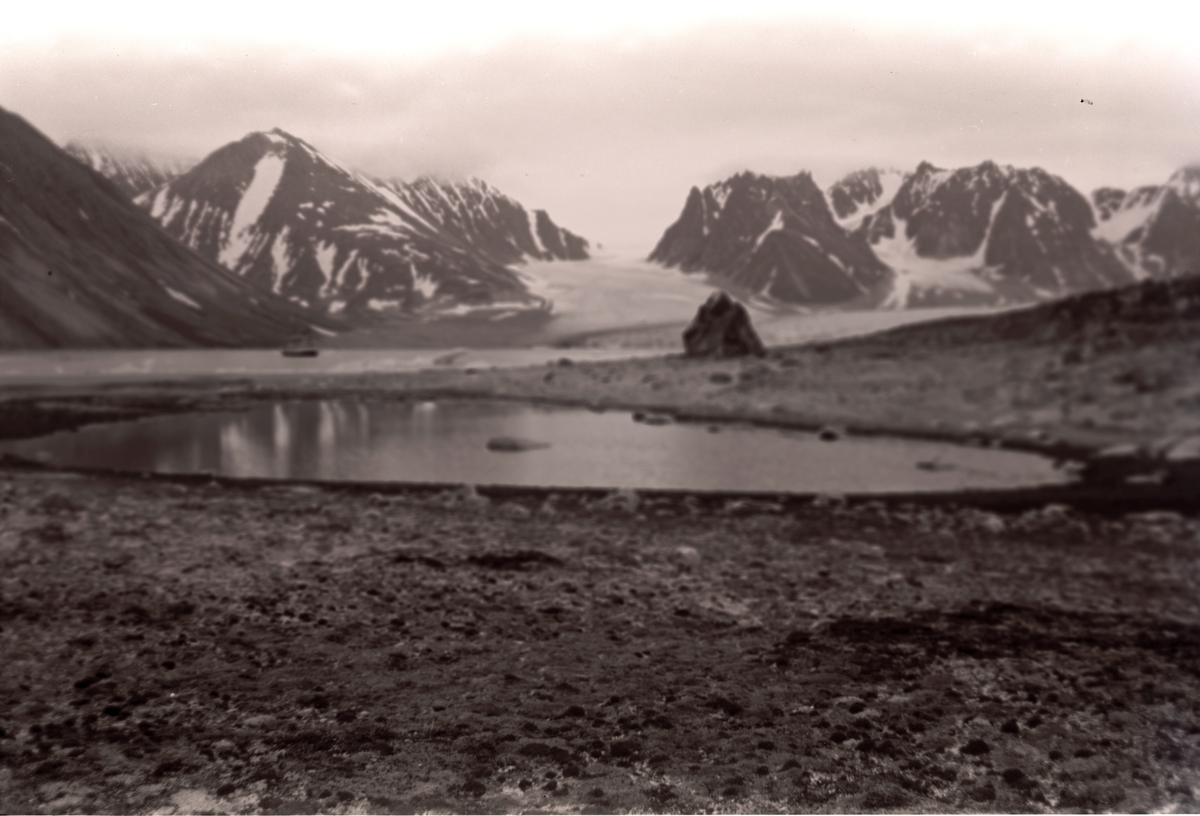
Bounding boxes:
[0,107,333,349]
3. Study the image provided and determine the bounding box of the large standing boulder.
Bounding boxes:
[682,291,766,357]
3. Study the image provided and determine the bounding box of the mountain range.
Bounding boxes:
[652,161,1199,309]
[0,107,331,349]
[5,96,1197,349]
[78,131,589,319]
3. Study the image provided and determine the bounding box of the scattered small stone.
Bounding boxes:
[817,425,844,442]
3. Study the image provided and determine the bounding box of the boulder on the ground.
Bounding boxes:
[682,292,766,358]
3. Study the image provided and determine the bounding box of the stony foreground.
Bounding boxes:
[1,467,1199,813]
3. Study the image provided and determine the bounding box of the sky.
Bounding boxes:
[2,1,1198,255]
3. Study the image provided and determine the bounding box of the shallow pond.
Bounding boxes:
[0,399,1071,493]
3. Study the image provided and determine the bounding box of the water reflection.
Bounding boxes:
[0,399,1071,493]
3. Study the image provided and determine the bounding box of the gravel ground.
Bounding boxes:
[2,468,1198,814]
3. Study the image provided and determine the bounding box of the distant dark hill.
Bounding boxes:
[0,107,333,349]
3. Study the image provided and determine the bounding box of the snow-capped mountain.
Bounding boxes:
[826,168,908,231]
[382,177,588,266]
[1091,165,1200,281]
[648,171,890,305]
[134,129,587,317]
[650,160,1144,309]
[0,107,332,349]
[63,141,191,199]
[857,160,1134,307]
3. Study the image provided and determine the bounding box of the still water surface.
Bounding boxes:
[0,399,1071,493]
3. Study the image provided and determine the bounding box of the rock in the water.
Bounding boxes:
[486,436,551,453]
[682,292,766,358]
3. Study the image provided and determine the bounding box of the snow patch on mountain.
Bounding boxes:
[314,241,337,284]
[270,229,292,294]
[411,265,438,299]
[164,286,202,310]
[219,153,285,269]
[752,210,785,251]
[527,208,546,256]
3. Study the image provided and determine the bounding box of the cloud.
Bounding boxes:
[1,10,1197,254]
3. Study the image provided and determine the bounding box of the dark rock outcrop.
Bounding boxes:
[682,292,765,358]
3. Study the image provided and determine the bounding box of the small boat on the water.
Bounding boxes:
[281,333,320,358]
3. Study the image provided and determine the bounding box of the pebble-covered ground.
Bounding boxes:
[2,468,1199,814]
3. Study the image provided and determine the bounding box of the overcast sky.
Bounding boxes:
[3,1,1198,255]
